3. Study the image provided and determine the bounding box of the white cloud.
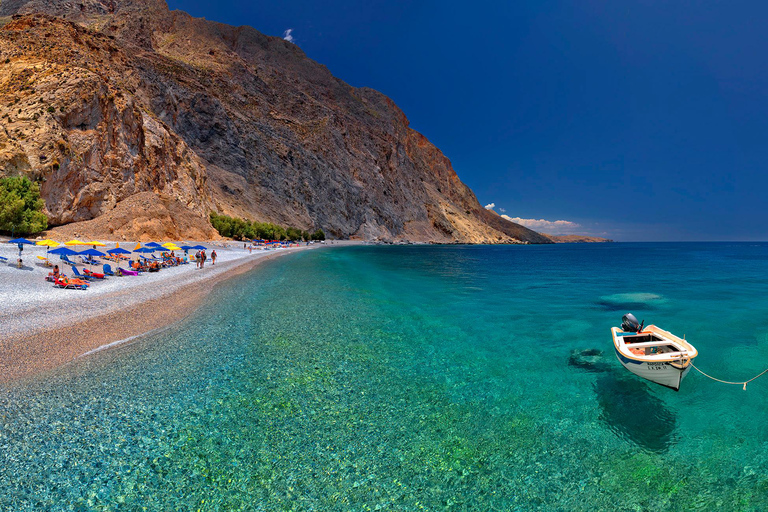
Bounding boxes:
[484,203,495,210]
[283,29,295,43]
[501,216,581,234]
[498,207,506,213]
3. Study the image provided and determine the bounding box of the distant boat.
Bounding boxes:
[611,313,698,391]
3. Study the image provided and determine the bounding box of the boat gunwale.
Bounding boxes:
[611,326,698,363]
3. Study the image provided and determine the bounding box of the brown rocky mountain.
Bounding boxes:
[0,0,552,243]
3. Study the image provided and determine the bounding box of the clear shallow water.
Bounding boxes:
[2,243,768,510]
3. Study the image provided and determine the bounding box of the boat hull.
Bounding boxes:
[613,346,691,391]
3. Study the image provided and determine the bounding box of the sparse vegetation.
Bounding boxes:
[0,175,48,235]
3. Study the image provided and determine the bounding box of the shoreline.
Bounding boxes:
[0,244,318,385]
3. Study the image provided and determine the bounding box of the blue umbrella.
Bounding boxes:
[145,242,164,249]
[48,246,79,270]
[8,237,34,265]
[191,245,207,250]
[107,247,132,256]
[79,248,106,257]
[8,238,34,245]
[78,248,106,271]
[49,247,79,256]
[133,246,157,267]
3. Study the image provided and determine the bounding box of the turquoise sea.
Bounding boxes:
[2,243,768,511]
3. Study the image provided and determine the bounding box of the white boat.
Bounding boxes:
[611,314,698,391]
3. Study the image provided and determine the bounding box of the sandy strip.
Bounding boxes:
[0,243,319,384]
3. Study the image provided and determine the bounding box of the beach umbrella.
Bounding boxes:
[36,239,60,264]
[8,237,34,245]
[133,246,156,263]
[49,246,78,256]
[48,246,79,269]
[78,248,106,272]
[145,242,164,249]
[106,246,132,269]
[191,244,207,250]
[65,239,88,246]
[79,248,106,257]
[8,237,34,263]
[163,243,182,251]
[87,240,107,247]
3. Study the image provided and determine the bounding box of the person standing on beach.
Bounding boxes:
[201,250,206,268]
[211,250,217,265]
[195,250,201,269]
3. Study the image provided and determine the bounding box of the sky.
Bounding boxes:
[166,0,768,241]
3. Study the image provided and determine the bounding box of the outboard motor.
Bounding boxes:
[621,313,643,333]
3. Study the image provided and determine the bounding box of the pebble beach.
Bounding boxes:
[0,238,320,383]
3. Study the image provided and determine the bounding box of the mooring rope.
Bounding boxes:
[689,361,768,390]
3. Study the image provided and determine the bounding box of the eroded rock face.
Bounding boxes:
[0,1,552,243]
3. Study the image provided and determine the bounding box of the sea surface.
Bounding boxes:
[2,243,768,511]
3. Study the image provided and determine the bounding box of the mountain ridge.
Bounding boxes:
[0,0,553,243]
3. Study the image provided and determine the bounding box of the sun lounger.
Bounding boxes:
[71,267,93,280]
[37,255,52,266]
[60,255,76,267]
[119,268,139,276]
[54,277,89,290]
[102,264,116,276]
[84,268,106,279]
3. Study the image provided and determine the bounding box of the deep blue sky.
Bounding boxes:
[167,0,768,241]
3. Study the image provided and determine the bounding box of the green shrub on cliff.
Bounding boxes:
[210,212,318,241]
[0,176,48,235]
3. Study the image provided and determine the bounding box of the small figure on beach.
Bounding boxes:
[195,250,201,269]
[201,250,206,268]
[211,250,217,265]
[53,265,60,278]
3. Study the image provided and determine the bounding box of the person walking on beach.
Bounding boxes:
[211,250,217,265]
[195,250,201,269]
[201,250,206,268]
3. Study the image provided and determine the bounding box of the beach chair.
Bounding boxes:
[37,255,52,266]
[61,255,76,267]
[71,266,93,280]
[0,256,7,261]
[83,268,106,279]
[54,277,88,290]
[102,264,116,276]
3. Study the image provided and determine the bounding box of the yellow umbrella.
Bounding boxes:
[88,240,107,247]
[65,239,88,246]
[36,239,60,265]
[162,243,182,251]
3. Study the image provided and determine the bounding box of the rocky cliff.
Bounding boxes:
[0,0,552,243]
